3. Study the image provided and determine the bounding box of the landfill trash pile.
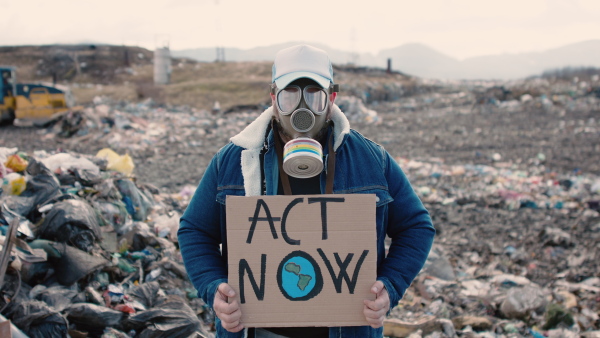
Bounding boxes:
[15,96,268,193]
[385,159,600,337]
[1,71,599,337]
[400,157,600,212]
[6,94,383,193]
[336,95,382,125]
[0,147,212,337]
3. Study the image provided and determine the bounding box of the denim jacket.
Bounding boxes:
[179,105,435,338]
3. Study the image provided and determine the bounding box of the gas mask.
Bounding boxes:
[273,83,335,178]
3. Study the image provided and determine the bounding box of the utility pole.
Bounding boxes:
[215,0,225,62]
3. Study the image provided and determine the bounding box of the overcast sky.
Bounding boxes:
[2,0,599,60]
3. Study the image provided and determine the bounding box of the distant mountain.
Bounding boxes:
[456,40,600,79]
[172,40,600,80]
[172,41,379,66]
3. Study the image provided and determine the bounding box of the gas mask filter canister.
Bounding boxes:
[282,137,323,178]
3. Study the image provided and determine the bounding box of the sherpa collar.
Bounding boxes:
[230,103,350,151]
[229,104,351,196]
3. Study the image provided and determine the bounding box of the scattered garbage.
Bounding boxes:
[499,285,548,320]
[5,300,69,338]
[0,146,210,337]
[37,199,101,252]
[1,70,599,337]
[336,95,381,124]
[96,148,134,176]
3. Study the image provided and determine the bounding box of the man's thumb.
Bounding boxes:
[371,281,384,296]
[218,283,236,297]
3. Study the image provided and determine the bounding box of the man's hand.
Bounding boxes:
[363,280,390,328]
[213,283,244,332]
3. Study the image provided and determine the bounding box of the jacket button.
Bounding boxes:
[375,196,380,202]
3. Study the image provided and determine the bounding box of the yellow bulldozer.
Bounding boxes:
[1,66,72,125]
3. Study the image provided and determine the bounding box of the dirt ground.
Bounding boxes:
[1,95,598,189]
[1,59,599,335]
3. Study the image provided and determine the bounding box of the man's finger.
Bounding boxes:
[367,310,387,320]
[224,321,245,333]
[364,298,386,312]
[219,307,242,324]
[368,321,384,329]
[215,299,240,315]
[363,303,387,318]
[363,309,384,328]
[365,317,383,326]
[222,318,240,330]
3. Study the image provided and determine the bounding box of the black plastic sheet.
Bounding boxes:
[126,295,202,338]
[51,243,110,286]
[5,300,68,338]
[37,199,101,252]
[65,302,123,333]
[19,159,61,218]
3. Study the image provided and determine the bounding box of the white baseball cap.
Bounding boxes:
[272,44,333,89]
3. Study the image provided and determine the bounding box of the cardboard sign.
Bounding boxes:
[226,194,376,327]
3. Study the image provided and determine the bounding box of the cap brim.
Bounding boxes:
[274,71,331,89]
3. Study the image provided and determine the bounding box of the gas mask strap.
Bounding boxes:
[325,128,335,194]
[273,121,293,195]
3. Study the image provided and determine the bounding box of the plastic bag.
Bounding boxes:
[1,204,34,238]
[5,300,69,338]
[20,261,51,285]
[5,154,28,172]
[0,194,36,222]
[37,198,101,252]
[0,147,18,164]
[116,179,153,221]
[94,200,133,235]
[65,303,124,333]
[51,242,110,286]
[0,161,7,179]
[125,295,202,338]
[96,148,134,175]
[101,327,131,338]
[40,152,100,175]
[18,159,61,217]
[94,178,123,199]
[423,245,456,281]
[30,285,79,312]
[2,172,26,195]
[500,285,548,319]
[128,281,167,309]
[152,211,181,241]
[74,167,104,186]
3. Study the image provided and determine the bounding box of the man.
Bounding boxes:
[178,44,435,338]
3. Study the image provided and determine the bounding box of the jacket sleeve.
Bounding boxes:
[178,153,228,309]
[378,150,435,308]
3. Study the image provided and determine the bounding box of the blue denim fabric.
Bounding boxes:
[179,128,435,338]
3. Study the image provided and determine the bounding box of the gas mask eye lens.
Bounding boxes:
[277,86,301,115]
[276,84,329,115]
[303,86,328,114]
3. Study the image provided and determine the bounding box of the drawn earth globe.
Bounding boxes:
[277,251,323,301]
